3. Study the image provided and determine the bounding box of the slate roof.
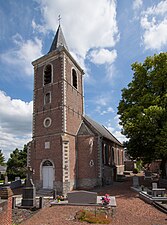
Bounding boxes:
[83,115,122,146]
[48,25,68,53]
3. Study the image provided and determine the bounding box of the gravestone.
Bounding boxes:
[133,176,139,187]
[4,175,8,185]
[10,179,22,189]
[21,166,36,208]
[67,191,97,204]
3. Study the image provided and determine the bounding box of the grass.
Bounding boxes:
[75,209,111,224]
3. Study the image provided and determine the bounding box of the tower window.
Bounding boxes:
[44,64,52,85]
[72,69,77,89]
[44,92,51,104]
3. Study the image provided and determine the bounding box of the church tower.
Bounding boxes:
[29,25,84,194]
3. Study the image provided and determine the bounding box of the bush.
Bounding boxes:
[133,168,139,174]
[75,209,111,224]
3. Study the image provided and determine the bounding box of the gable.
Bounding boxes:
[77,122,94,136]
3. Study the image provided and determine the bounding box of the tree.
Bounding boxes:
[0,150,5,165]
[118,52,167,176]
[7,144,27,180]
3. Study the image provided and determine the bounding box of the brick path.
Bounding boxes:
[21,176,167,225]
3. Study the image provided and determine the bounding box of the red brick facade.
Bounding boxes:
[29,26,124,194]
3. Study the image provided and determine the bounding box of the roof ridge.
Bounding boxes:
[84,115,122,146]
[48,25,68,53]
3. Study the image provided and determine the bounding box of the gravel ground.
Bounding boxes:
[14,175,167,225]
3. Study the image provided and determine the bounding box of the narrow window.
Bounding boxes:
[45,92,51,104]
[105,145,109,165]
[44,64,52,85]
[72,69,77,89]
[117,149,120,165]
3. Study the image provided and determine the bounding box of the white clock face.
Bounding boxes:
[43,117,52,128]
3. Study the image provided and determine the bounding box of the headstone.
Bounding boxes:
[15,177,20,181]
[21,166,36,208]
[10,180,22,189]
[133,176,139,187]
[39,196,43,209]
[4,175,8,185]
[67,191,97,204]
[12,196,16,209]
[152,182,157,189]
[53,189,56,199]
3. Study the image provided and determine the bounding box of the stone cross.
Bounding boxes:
[25,166,34,187]
[27,166,33,180]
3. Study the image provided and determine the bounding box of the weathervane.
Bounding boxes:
[58,14,61,25]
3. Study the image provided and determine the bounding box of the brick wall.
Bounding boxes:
[77,135,99,188]
[0,187,13,225]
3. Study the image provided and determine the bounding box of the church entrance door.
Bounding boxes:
[42,160,54,189]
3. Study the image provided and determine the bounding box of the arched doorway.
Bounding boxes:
[42,160,54,189]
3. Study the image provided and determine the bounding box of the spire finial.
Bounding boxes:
[58,15,61,25]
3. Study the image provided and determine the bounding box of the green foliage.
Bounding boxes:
[118,52,167,176]
[0,150,5,165]
[132,168,139,174]
[136,159,143,171]
[75,209,111,224]
[7,145,27,180]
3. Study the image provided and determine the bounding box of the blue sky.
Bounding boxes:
[0,0,167,160]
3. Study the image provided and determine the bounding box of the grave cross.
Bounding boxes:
[27,166,33,180]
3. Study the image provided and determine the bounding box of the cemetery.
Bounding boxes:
[1,2,167,224]
[0,168,167,224]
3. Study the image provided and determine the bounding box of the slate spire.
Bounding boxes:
[48,25,68,53]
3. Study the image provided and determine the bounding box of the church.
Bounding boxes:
[28,24,124,194]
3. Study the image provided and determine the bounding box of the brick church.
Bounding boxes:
[29,24,124,194]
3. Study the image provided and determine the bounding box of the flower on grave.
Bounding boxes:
[56,195,64,202]
[101,194,110,205]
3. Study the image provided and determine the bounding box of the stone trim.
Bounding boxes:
[97,136,102,180]
[62,135,70,194]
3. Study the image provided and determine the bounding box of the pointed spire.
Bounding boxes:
[48,24,68,53]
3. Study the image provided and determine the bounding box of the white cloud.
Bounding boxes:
[0,91,33,160]
[96,106,115,115]
[95,95,110,107]
[36,0,119,59]
[133,0,143,10]
[106,125,126,143]
[89,49,117,65]
[105,117,127,143]
[0,34,43,76]
[140,1,167,50]
[143,1,167,16]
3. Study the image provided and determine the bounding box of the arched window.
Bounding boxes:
[44,64,52,85]
[72,68,77,89]
[42,160,53,166]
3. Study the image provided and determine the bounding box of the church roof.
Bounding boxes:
[83,115,122,146]
[48,25,68,53]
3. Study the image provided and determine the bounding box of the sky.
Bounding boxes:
[0,0,167,160]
